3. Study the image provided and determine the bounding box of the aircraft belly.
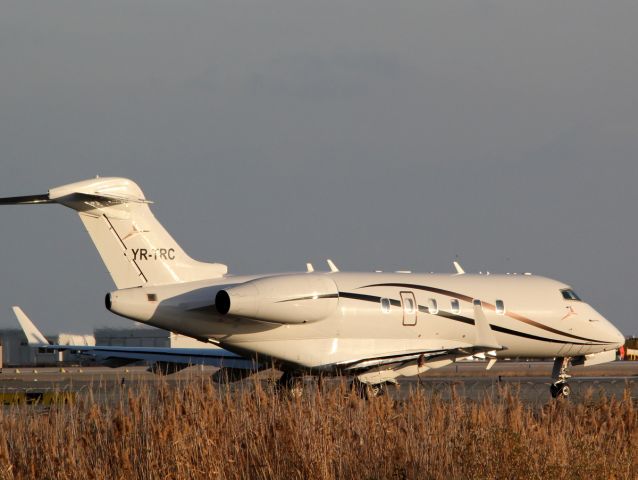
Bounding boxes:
[221,337,469,368]
[491,330,608,358]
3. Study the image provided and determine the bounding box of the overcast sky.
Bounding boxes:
[1,1,637,336]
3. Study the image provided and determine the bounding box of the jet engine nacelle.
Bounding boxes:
[215,274,339,324]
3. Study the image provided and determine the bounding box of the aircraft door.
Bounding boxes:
[400,291,417,326]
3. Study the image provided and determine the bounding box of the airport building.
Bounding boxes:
[0,326,213,367]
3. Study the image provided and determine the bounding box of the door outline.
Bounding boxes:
[400,291,417,326]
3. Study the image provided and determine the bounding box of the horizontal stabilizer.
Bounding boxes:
[54,191,152,205]
[0,190,150,206]
[0,194,52,205]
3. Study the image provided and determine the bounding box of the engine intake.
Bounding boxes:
[215,290,231,315]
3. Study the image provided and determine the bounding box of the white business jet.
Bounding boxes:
[1,178,624,397]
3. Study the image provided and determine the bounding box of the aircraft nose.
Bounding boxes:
[607,322,625,348]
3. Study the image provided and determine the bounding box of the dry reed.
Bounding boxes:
[0,378,635,480]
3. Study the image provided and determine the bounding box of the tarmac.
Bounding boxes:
[1,361,637,405]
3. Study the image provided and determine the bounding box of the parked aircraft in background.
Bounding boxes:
[1,178,625,397]
[12,306,252,378]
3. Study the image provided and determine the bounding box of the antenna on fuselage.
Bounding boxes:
[326,259,339,272]
[453,260,465,275]
[306,263,315,273]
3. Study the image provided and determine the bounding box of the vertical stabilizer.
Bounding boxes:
[2,178,227,288]
[12,306,50,346]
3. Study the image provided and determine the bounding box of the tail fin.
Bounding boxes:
[1,178,227,288]
[12,306,50,346]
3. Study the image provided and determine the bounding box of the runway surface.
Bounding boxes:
[1,361,637,404]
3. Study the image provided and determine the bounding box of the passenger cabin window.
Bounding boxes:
[380,298,391,313]
[450,299,460,314]
[473,299,482,308]
[428,298,438,315]
[404,297,415,314]
[495,300,505,315]
[561,289,582,301]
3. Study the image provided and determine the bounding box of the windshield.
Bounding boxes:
[561,288,582,301]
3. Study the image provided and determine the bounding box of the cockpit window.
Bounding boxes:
[561,289,582,301]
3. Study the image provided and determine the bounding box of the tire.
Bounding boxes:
[351,379,385,400]
[276,372,305,398]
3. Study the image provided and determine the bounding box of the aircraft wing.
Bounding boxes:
[337,302,503,379]
[337,343,498,371]
[12,306,257,370]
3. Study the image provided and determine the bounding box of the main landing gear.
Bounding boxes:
[550,357,572,399]
[276,371,305,398]
[350,378,386,400]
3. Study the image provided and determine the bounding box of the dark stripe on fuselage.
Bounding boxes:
[276,293,339,303]
[359,282,609,344]
[489,325,601,346]
[340,289,606,346]
[338,291,401,307]
[339,291,473,325]
[436,310,475,326]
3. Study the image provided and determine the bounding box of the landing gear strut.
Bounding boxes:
[550,357,572,398]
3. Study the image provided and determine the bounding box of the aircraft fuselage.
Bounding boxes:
[107,271,624,371]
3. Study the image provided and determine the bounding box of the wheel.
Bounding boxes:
[276,371,304,398]
[351,379,385,399]
[367,383,385,398]
[287,380,304,398]
[550,382,570,399]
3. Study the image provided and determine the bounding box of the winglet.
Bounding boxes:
[472,301,501,350]
[453,261,465,275]
[12,306,50,346]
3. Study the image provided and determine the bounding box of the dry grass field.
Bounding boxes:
[0,379,636,480]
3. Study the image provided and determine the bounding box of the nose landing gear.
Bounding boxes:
[550,382,571,398]
[550,356,572,398]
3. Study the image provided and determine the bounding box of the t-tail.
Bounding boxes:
[0,177,227,288]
